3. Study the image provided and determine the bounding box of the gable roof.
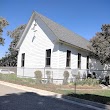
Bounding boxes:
[16,11,90,51]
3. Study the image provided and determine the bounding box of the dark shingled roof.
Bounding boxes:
[35,12,90,51]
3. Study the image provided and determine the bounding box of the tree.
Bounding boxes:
[0,24,26,66]
[88,24,110,64]
[7,24,26,47]
[0,17,9,45]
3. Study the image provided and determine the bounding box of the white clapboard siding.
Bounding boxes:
[58,42,88,69]
[17,16,90,84]
[17,20,59,69]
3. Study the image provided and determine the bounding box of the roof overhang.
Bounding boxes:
[58,39,90,52]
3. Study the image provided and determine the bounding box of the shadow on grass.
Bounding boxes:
[63,93,110,105]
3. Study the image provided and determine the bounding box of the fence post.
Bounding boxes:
[23,67,24,77]
[74,76,76,94]
[51,70,53,84]
[44,68,45,84]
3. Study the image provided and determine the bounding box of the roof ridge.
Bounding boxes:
[34,11,90,51]
[34,11,89,42]
[35,11,59,40]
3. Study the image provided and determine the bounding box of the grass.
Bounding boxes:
[67,90,110,105]
[0,73,110,105]
[76,89,110,97]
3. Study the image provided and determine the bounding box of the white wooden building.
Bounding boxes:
[16,11,104,84]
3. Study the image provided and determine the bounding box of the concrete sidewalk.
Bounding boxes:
[0,81,110,110]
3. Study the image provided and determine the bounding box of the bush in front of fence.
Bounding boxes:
[75,78,99,86]
[34,70,42,84]
[46,71,53,84]
[63,71,69,85]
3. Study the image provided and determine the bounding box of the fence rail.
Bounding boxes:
[0,67,110,84]
[0,67,110,97]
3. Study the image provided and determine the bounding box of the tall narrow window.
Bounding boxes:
[46,49,51,67]
[78,53,81,69]
[87,56,89,69]
[21,53,25,67]
[66,50,71,67]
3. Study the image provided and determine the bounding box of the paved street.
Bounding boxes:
[0,84,95,110]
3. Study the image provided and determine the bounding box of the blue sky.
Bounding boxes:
[0,0,110,58]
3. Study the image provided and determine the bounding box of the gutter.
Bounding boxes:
[58,39,90,52]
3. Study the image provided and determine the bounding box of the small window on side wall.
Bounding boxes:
[66,50,71,67]
[21,53,25,67]
[87,56,89,69]
[78,53,81,69]
[45,49,51,67]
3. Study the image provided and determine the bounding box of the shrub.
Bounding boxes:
[63,71,69,85]
[34,70,42,84]
[76,71,80,81]
[46,71,53,83]
[75,78,99,86]
[82,72,87,79]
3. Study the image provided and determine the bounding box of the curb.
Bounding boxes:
[0,81,110,110]
[0,81,58,96]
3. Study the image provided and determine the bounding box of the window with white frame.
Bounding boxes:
[87,56,89,69]
[78,53,81,69]
[66,50,71,67]
[45,49,51,67]
[21,53,25,67]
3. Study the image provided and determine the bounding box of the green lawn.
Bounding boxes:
[78,90,110,97]
[0,73,110,104]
